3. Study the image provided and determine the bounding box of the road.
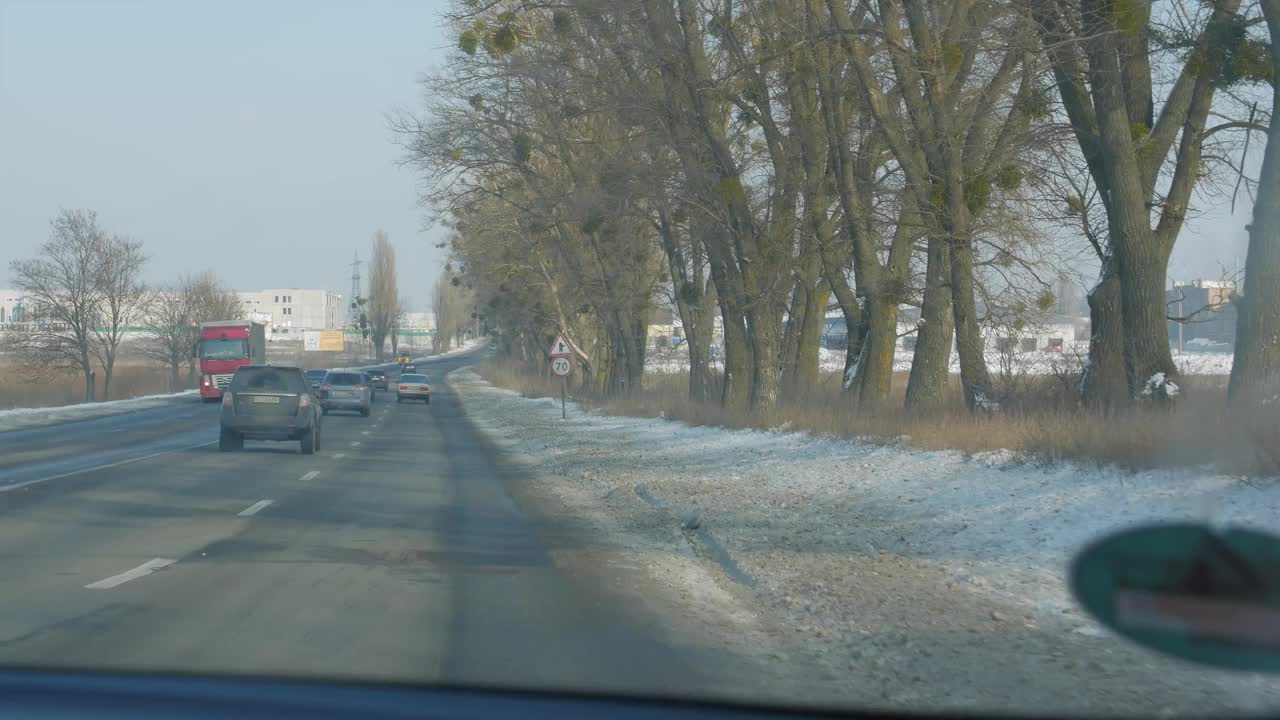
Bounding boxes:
[0,353,756,699]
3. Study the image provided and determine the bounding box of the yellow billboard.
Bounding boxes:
[318,330,344,352]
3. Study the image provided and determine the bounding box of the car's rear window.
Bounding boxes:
[232,367,305,392]
[327,373,363,385]
[400,374,428,383]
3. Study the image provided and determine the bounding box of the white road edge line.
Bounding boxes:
[85,558,176,590]
[237,499,273,517]
[0,441,217,494]
[300,470,320,482]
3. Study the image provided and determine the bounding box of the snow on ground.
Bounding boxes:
[647,344,1236,377]
[453,367,1280,716]
[0,390,199,433]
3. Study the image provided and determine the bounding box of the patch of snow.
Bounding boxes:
[453,366,1280,714]
[0,390,199,432]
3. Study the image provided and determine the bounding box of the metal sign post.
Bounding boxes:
[549,335,573,421]
[550,355,571,419]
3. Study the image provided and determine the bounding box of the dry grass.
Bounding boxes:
[479,360,1280,475]
[0,361,191,409]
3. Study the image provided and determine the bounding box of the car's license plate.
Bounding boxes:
[252,396,281,404]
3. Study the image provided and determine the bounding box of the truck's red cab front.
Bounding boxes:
[196,320,267,401]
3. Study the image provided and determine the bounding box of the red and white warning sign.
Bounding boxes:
[548,334,572,358]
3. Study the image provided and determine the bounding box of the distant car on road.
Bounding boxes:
[304,369,328,391]
[396,373,431,404]
[219,365,322,454]
[367,369,389,391]
[319,371,372,416]
[401,363,417,374]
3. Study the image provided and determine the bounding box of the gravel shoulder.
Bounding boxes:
[451,367,1280,717]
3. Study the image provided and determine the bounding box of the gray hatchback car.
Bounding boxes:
[319,370,372,416]
[219,365,323,454]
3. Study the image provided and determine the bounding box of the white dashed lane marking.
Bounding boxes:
[350,441,361,448]
[299,471,319,482]
[237,499,273,517]
[85,558,176,590]
[332,453,345,460]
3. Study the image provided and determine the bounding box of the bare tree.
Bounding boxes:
[5,209,111,401]
[140,272,242,389]
[90,234,147,400]
[140,284,197,391]
[1032,0,1261,400]
[367,230,399,362]
[1230,0,1280,406]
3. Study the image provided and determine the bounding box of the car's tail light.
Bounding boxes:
[222,392,233,407]
[298,393,311,408]
[399,385,409,391]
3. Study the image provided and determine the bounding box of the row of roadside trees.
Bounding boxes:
[4,209,243,402]
[396,0,1280,416]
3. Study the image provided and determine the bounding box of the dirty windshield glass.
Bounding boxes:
[3,0,1280,717]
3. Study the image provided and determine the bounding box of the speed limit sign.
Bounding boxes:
[550,356,572,376]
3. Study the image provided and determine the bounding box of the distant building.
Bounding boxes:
[236,289,343,334]
[0,290,27,325]
[403,311,436,330]
[1167,279,1237,351]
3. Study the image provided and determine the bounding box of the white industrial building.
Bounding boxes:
[235,289,343,334]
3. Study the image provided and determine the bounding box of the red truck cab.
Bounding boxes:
[195,320,268,401]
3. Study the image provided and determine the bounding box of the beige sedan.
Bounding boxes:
[396,373,431,404]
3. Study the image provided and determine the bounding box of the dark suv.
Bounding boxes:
[220,365,323,454]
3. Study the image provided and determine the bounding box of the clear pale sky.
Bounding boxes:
[0,0,451,310]
[0,0,1256,306]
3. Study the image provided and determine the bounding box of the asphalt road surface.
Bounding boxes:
[0,353,755,700]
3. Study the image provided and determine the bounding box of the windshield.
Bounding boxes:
[199,338,248,360]
[4,1,1280,717]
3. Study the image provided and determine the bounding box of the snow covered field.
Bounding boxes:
[646,345,1236,377]
[453,367,1280,715]
[0,390,199,433]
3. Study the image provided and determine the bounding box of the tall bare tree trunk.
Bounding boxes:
[686,281,717,402]
[796,281,830,390]
[852,296,899,406]
[1230,0,1280,404]
[721,307,752,411]
[906,237,954,409]
[1080,257,1127,408]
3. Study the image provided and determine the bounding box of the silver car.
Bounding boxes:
[319,370,372,416]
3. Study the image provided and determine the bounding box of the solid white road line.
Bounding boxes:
[85,558,176,590]
[0,442,217,494]
[237,499,273,517]
[299,470,320,482]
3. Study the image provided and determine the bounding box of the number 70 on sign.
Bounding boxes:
[550,356,572,376]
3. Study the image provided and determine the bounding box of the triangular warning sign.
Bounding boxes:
[549,334,572,357]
